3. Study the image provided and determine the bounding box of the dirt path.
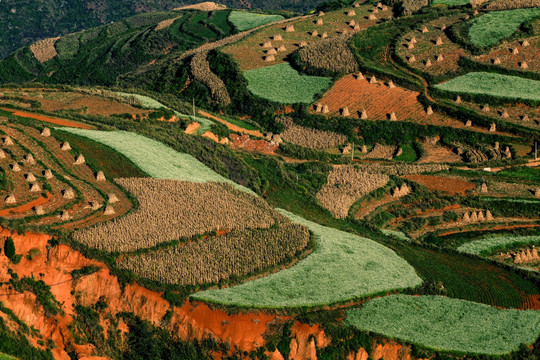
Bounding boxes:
[198,110,263,137]
[0,193,52,216]
[2,108,95,129]
[184,122,201,134]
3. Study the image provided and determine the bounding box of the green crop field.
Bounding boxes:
[228,11,285,31]
[58,128,251,193]
[458,235,540,256]
[244,63,332,104]
[435,72,540,101]
[468,8,540,47]
[346,295,540,355]
[0,354,17,360]
[192,210,422,308]
[432,0,469,5]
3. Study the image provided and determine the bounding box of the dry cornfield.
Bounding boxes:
[190,52,232,105]
[118,223,310,285]
[276,116,347,149]
[317,166,389,218]
[364,144,398,160]
[29,37,60,63]
[74,178,286,252]
[296,37,359,74]
[355,163,450,175]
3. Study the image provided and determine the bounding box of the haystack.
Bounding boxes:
[342,144,352,154]
[272,134,283,144]
[455,96,462,103]
[108,193,119,204]
[318,11,325,16]
[59,211,70,221]
[299,41,307,47]
[400,183,410,195]
[382,5,388,11]
[266,48,277,55]
[388,80,396,88]
[74,154,85,164]
[273,34,282,41]
[34,206,45,215]
[62,188,75,199]
[465,119,472,127]
[43,169,53,179]
[40,128,51,137]
[347,10,356,16]
[10,163,21,172]
[410,36,417,44]
[522,40,530,47]
[407,42,415,49]
[262,41,272,48]
[369,75,377,84]
[341,107,350,117]
[285,25,295,32]
[421,26,428,33]
[0,149,5,159]
[264,55,275,62]
[426,106,433,115]
[2,136,13,146]
[462,212,470,222]
[389,112,397,121]
[315,103,323,112]
[473,9,479,15]
[494,142,499,150]
[470,211,478,222]
[392,186,401,197]
[435,37,443,46]
[322,32,328,38]
[60,142,71,151]
[368,14,377,20]
[436,54,444,62]
[30,183,41,192]
[103,205,116,216]
[425,59,432,67]
[534,189,540,198]
[491,58,501,65]
[511,47,519,55]
[477,211,485,221]
[355,72,364,80]
[521,115,530,121]
[311,30,319,37]
[408,55,416,63]
[504,146,511,154]
[486,210,493,221]
[353,25,360,31]
[277,45,287,52]
[520,62,528,70]
[481,104,490,112]
[322,105,329,114]
[95,170,106,181]
[5,195,16,204]
[489,123,496,132]
[481,183,488,193]
[361,145,368,153]
[342,29,349,35]
[360,109,368,119]
[89,201,101,210]
[23,153,35,164]
[349,20,356,26]
[501,110,509,118]
[441,24,446,31]
[316,18,323,26]
[372,8,379,14]
[25,173,36,182]
[464,15,470,20]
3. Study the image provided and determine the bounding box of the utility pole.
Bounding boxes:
[535,141,537,160]
[192,98,196,119]
[351,142,354,161]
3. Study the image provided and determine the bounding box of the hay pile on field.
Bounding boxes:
[10,163,21,172]
[34,206,45,215]
[190,52,231,106]
[62,188,75,199]
[25,173,36,182]
[29,183,41,192]
[95,171,106,181]
[4,195,16,204]
[317,166,389,218]
[2,136,13,146]
[276,116,347,149]
[74,179,287,252]
[60,142,71,151]
[59,211,70,221]
[0,149,5,159]
[23,153,35,164]
[29,37,60,63]
[43,169,53,179]
[296,37,359,74]
[41,128,51,137]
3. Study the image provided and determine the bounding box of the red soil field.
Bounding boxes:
[2,108,94,129]
[475,37,540,73]
[403,174,475,195]
[0,193,51,216]
[230,133,279,154]
[198,110,263,137]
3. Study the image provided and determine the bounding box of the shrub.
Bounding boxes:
[3,237,15,261]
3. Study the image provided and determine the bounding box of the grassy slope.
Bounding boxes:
[192,209,422,308]
[228,11,285,31]
[346,295,540,355]
[458,235,540,256]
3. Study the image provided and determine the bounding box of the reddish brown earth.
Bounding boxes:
[198,110,263,137]
[403,174,475,195]
[2,108,94,129]
[476,37,540,73]
[0,192,52,216]
[522,295,540,310]
[230,134,279,154]
[184,122,201,134]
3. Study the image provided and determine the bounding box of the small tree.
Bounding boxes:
[4,237,15,260]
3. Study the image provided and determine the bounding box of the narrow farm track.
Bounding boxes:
[1,108,95,129]
[198,110,263,137]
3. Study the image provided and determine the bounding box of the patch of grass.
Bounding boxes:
[345,295,540,355]
[435,72,540,101]
[0,353,18,360]
[394,144,418,162]
[458,235,540,256]
[494,166,540,182]
[468,8,540,47]
[192,210,422,308]
[228,11,284,31]
[244,63,332,104]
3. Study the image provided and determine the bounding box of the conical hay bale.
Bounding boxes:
[426,106,433,115]
[465,119,472,127]
[347,10,356,16]
[522,40,530,47]
[30,183,41,192]
[368,14,377,20]
[356,72,364,80]
[382,5,388,11]
[62,188,75,199]
[23,153,35,164]
[478,211,485,221]
[322,105,329,114]
[470,211,478,222]
[494,141,499,150]
[341,107,350,117]
[361,145,368,153]
[272,134,283,144]
[318,11,325,16]
[388,80,396,88]
[262,41,272,48]
[0,149,5,158]
[314,103,323,112]
[311,30,318,37]
[501,110,509,118]
[369,75,377,84]
[322,31,328,38]
[43,169,53,179]
[435,37,443,45]
[354,1,361,7]
[392,186,401,197]
[34,206,45,215]
[277,45,286,52]
[74,154,85,164]
[108,193,119,203]
[462,212,470,222]
[89,201,101,210]
[299,41,307,47]
[10,163,21,172]
[489,123,496,132]
[264,55,275,62]
[481,183,488,193]
[425,59,432,67]
[421,26,428,33]
[103,205,116,216]
[40,128,51,137]
[407,42,415,49]
[482,104,490,112]
[59,211,70,221]
[360,109,368,119]
[2,136,13,146]
[266,48,277,55]
[455,95,462,103]
[285,25,295,32]
[25,173,36,182]
[342,29,349,35]
[316,18,323,25]
[520,62,528,69]
[410,36,417,44]
[273,34,282,41]
[5,195,16,204]
[485,210,493,221]
[60,142,71,151]
[511,47,519,55]
[493,58,501,65]
[353,24,360,31]
[372,8,379,14]
[441,24,446,31]
[408,55,416,63]
[464,15,470,20]
[436,54,444,61]
[349,20,356,26]
[389,112,397,121]
[473,9,478,16]
[533,189,540,198]
[504,146,510,154]
[521,115,529,121]
[95,170,106,181]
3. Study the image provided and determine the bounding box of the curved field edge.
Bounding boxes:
[191,209,422,308]
[228,11,285,31]
[345,295,540,356]
[434,72,540,102]
[458,235,540,256]
[56,128,253,193]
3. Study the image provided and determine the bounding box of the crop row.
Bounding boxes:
[295,36,359,75]
[190,52,231,105]
[276,116,347,149]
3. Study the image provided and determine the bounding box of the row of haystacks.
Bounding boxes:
[316,166,390,219]
[190,52,232,105]
[74,178,286,252]
[295,36,359,74]
[276,116,347,150]
[118,223,310,285]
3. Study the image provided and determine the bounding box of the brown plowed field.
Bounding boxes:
[458,100,539,131]
[403,174,475,195]
[2,108,94,129]
[475,36,540,73]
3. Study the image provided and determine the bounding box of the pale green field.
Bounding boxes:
[228,11,284,31]
[58,129,252,193]
[435,72,540,101]
[458,235,540,256]
[346,295,540,355]
[192,210,422,308]
[432,0,469,5]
